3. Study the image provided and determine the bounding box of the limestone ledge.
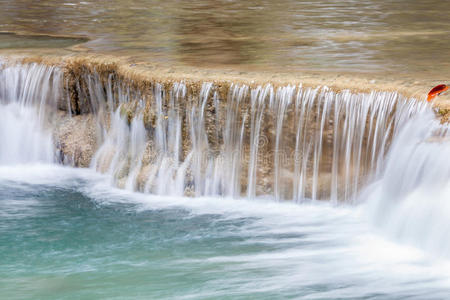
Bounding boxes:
[1,53,447,115]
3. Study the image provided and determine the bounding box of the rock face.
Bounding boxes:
[54,112,97,167]
[49,58,427,202]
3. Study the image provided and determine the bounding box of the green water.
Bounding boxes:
[0,32,87,49]
[1,165,450,299]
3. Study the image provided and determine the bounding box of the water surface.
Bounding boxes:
[1,165,450,299]
[0,0,448,80]
[0,32,87,49]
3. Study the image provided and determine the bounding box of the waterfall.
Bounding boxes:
[0,63,62,165]
[366,110,450,256]
[0,61,438,203]
[76,69,426,201]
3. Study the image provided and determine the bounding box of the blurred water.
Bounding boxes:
[2,165,450,299]
[0,63,62,165]
[366,109,450,259]
[0,0,448,80]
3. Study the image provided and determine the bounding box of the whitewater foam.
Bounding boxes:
[365,110,450,257]
[0,63,62,165]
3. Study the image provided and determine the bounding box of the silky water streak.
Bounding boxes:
[0,62,62,165]
[80,70,426,201]
[0,61,430,202]
[365,109,450,257]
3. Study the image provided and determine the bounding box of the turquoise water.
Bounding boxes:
[2,165,450,299]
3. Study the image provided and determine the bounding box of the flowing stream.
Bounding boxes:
[0,63,62,164]
[1,62,450,299]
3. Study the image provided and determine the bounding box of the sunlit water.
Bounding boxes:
[2,165,450,300]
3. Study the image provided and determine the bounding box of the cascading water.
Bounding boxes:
[82,71,425,201]
[0,63,62,165]
[365,109,450,257]
[0,62,435,204]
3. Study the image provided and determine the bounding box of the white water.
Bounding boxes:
[85,73,427,201]
[366,110,450,257]
[0,62,446,203]
[78,69,450,257]
[0,63,62,165]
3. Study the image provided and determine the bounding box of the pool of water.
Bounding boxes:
[1,165,450,299]
[0,0,448,80]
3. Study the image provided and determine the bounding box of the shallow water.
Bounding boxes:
[0,0,449,80]
[1,165,450,299]
[0,32,87,49]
